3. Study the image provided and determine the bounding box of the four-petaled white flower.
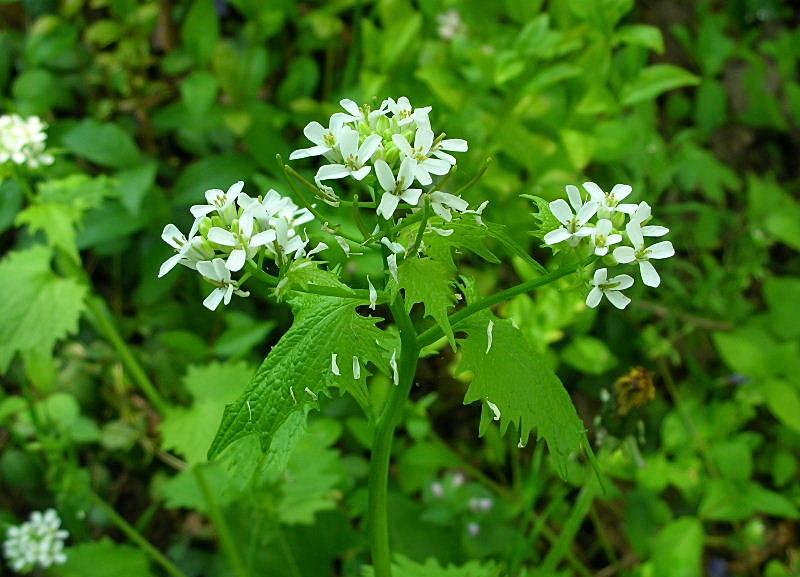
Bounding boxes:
[158,223,214,277]
[190,181,243,224]
[0,114,54,168]
[629,201,670,237]
[387,96,432,127]
[289,114,349,160]
[392,128,452,185]
[586,268,634,310]
[375,158,422,219]
[315,127,382,182]
[544,186,598,246]
[583,182,637,218]
[208,212,276,272]
[196,258,250,310]
[339,98,388,126]
[429,191,469,222]
[3,509,68,572]
[613,222,675,287]
[590,219,622,256]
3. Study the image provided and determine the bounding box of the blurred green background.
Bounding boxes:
[1,0,799,576]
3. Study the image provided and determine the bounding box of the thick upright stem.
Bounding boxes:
[368,298,418,577]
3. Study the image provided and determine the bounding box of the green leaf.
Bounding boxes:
[115,161,157,215]
[561,336,617,375]
[763,380,800,433]
[764,277,800,340]
[423,219,501,268]
[522,195,561,240]
[614,24,664,53]
[621,64,700,106]
[398,257,457,349]
[60,539,154,577]
[700,479,799,521]
[0,246,87,372]
[63,119,141,168]
[208,294,396,460]
[455,312,588,475]
[160,361,254,465]
[180,70,219,117]
[363,555,502,577]
[182,0,219,67]
[651,518,704,577]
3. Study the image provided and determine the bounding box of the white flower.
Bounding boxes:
[392,128,452,185]
[429,191,469,222]
[0,114,54,168]
[387,253,399,282]
[289,114,349,160]
[582,182,637,218]
[338,98,388,126]
[315,127,382,182]
[207,211,276,272]
[387,96,432,127]
[613,222,675,287]
[437,9,465,40]
[543,186,598,246]
[3,509,68,572]
[629,202,669,237]
[158,223,214,277]
[190,181,243,224]
[196,258,250,310]
[273,217,310,260]
[590,219,622,256]
[380,236,406,255]
[586,268,634,310]
[430,137,468,165]
[374,158,422,219]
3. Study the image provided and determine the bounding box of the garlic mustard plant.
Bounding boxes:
[159,96,674,577]
[0,114,54,169]
[3,509,68,573]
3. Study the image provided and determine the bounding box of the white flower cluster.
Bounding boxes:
[543,182,674,310]
[159,181,325,310]
[290,97,473,222]
[3,509,68,573]
[0,114,54,169]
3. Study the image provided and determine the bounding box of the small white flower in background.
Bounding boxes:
[437,9,465,40]
[429,191,469,222]
[543,186,598,247]
[190,181,243,224]
[392,128,452,185]
[289,114,349,160]
[629,201,670,237]
[374,158,423,219]
[3,509,68,573]
[613,222,675,287]
[583,182,637,218]
[430,481,445,498]
[468,497,494,513]
[586,268,634,310]
[467,522,481,537]
[0,114,54,169]
[338,98,388,126]
[590,219,622,256]
[387,96,432,127]
[315,127,382,182]
[196,258,250,310]
[158,224,215,278]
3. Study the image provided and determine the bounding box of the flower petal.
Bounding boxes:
[358,134,382,163]
[610,183,632,201]
[440,138,468,152]
[289,145,330,160]
[158,253,183,278]
[414,127,434,152]
[208,227,237,246]
[642,225,669,237]
[315,164,350,181]
[586,287,603,308]
[613,246,636,263]
[648,241,675,259]
[639,260,661,287]
[374,159,396,192]
[203,288,225,311]
[605,290,631,310]
[566,185,583,211]
[549,199,573,225]
[377,192,400,219]
[582,182,605,203]
[227,249,246,272]
[544,227,570,245]
[392,133,413,157]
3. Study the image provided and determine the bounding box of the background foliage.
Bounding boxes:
[1,0,799,575]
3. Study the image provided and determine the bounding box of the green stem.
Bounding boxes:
[194,466,250,577]
[451,157,492,196]
[409,198,429,255]
[416,256,595,348]
[368,297,419,577]
[245,260,382,302]
[91,493,188,577]
[84,296,169,414]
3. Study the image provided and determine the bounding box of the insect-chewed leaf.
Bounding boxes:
[207,293,397,460]
[455,311,588,475]
[397,257,458,349]
[0,246,87,372]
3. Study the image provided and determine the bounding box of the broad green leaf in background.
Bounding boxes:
[621,65,700,106]
[398,257,457,349]
[60,539,154,577]
[182,0,219,67]
[650,517,704,577]
[160,361,254,465]
[208,293,396,459]
[0,246,86,372]
[62,119,142,168]
[455,312,588,475]
[763,380,800,434]
[363,555,503,577]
